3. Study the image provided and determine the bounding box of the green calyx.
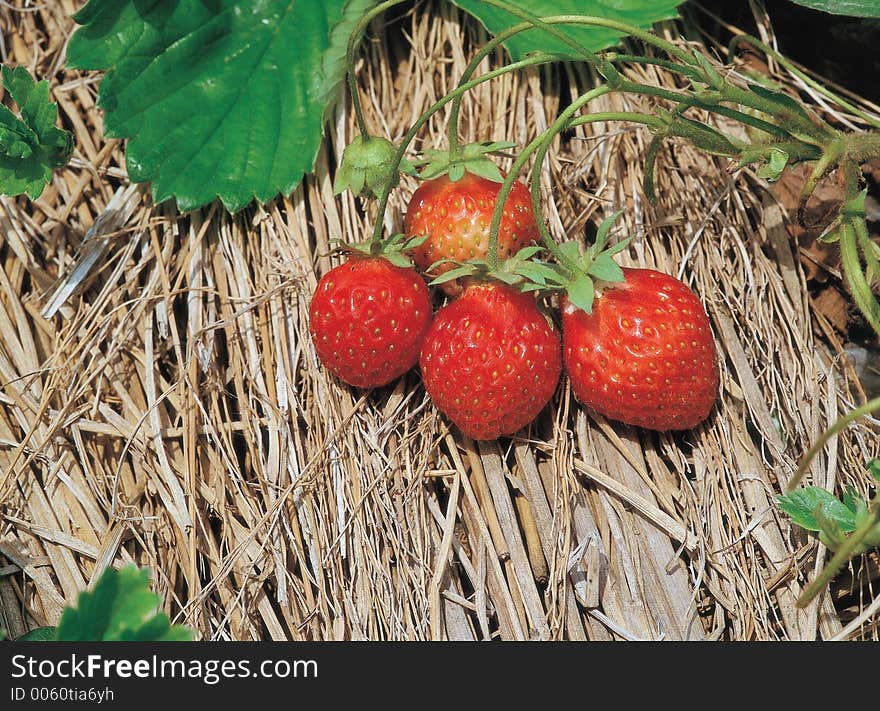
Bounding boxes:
[540,210,632,314]
[338,232,427,268]
[427,245,559,291]
[414,140,516,182]
[334,134,415,199]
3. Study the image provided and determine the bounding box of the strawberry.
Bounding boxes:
[404,172,539,294]
[419,282,561,440]
[308,255,432,388]
[561,268,718,430]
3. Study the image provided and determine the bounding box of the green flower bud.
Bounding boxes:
[334,135,400,199]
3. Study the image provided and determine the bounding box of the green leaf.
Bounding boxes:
[429,265,478,285]
[0,65,73,199]
[868,459,880,482]
[464,158,504,182]
[786,0,880,18]
[17,626,56,642]
[68,0,380,213]
[777,487,857,533]
[557,240,582,265]
[566,274,595,314]
[586,253,625,283]
[55,565,192,641]
[842,485,866,516]
[513,260,559,285]
[450,0,685,62]
[593,210,625,251]
[756,148,789,182]
[814,507,849,551]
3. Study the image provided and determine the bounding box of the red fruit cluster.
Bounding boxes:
[310,171,719,439]
[561,268,719,430]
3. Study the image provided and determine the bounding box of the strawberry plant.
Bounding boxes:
[0,65,72,199]
[3,0,880,631]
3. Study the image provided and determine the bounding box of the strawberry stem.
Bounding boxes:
[345,0,407,139]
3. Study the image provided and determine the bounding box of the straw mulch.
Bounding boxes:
[1,0,878,641]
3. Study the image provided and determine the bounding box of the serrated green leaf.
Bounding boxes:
[17,626,56,641]
[777,487,857,533]
[566,275,595,314]
[0,65,72,199]
[786,0,880,18]
[68,0,382,212]
[450,0,685,62]
[56,565,192,642]
[587,254,625,283]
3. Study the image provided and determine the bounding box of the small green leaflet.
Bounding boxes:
[566,274,595,314]
[55,565,192,641]
[68,0,382,213]
[587,253,624,282]
[756,148,789,182]
[777,487,857,533]
[786,0,880,18]
[450,0,685,62]
[0,65,72,199]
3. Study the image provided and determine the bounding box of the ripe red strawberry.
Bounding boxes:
[419,282,561,440]
[308,256,432,388]
[404,173,539,294]
[561,268,718,430]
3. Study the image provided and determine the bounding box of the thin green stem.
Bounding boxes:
[527,111,665,270]
[730,34,880,131]
[370,54,556,244]
[345,0,405,138]
[604,53,703,82]
[447,15,613,159]
[787,394,880,493]
[486,85,611,268]
[445,14,791,158]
